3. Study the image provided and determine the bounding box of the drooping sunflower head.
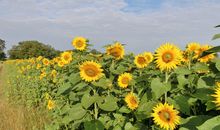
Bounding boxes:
[61,51,73,64]
[186,42,200,52]
[212,82,220,109]
[42,58,50,66]
[118,73,132,88]
[196,45,215,63]
[106,42,125,60]
[79,61,103,82]
[155,43,182,71]
[152,102,180,130]
[125,92,139,110]
[47,99,55,110]
[72,37,87,51]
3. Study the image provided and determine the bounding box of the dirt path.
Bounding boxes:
[0,63,50,130]
[0,63,25,130]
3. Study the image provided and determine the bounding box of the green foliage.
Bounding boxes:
[212,25,220,40]
[0,39,6,60]
[8,40,61,59]
[5,40,220,130]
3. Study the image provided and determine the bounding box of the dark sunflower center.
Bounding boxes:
[64,55,70,60]
[138,57,146,64]
[85,67,97,77]
[110,48,121,57]
[121,77,129,84]
[76,40,83,47]
[158,110,171,122]
[130,97,137,105]
[162,52,173,63]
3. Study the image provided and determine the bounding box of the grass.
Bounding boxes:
[0,63,50,130]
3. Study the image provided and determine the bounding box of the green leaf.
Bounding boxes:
[180,115,212,130]
[74,82,88,91]
[212,34,220,40]
[136,101,157,119]
[68,104,87,121]
[151,78,171,99]
[197,115,220,130]
[174,95,191,115]
[192,62,209,72]
[57,82,72,95]
[174,67,192,75]
[62,104,87,123]
[216,59,220,71]
[119,106,131,114]
[206,101,217,111]
[69,73,81,85]
[98,95,118,111]
[193,88,213,101]
[177,75,189,89]
[197,76,215,88]
[92,77,112,89]
[124,122,138,130]
[81,93,101,109]
[84,120,105,130]
[113,114,126,127]
[201,46,220,57]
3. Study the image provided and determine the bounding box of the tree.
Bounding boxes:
[8,40,61,59]
[0,39,6,60]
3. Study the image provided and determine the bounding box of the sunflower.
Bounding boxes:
[36,64,41,69]
[72,37,87,51]
[106,42,125,60]
[47,99,55,110]
[125,92,139,110]
[186,42,200,52]
[134,54,149,68]
[51,70,57,78]
[155,43,182,71]
[42,58,50,66]
[58,60,65,67]
[144,52,154,63]
[217,82,220,87]
[79,61,103,82]
[196,45,215,63]
[152,103,180,130]
[118,73,132,88]
[61,51,73,64]
[212,82,220,109]
[36,56,43,61]
[40,71,46,79]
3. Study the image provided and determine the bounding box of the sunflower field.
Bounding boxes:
[4,37,220,130]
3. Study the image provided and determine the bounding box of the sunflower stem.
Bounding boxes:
[93,89,98,120]
[94,102,98,120]
[165,71,169,102]
[188,52,192,70]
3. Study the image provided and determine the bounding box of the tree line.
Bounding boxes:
[0,39,61,60]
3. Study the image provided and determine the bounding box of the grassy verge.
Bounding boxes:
[0,62,50,130]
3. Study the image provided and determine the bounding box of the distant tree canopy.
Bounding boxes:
[8,40,61,59]
[0,39,6,60]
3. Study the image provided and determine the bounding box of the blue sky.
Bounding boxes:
[123,0,162,12]
[0,0,220,53]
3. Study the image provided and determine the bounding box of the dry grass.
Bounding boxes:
[0,63,50,130]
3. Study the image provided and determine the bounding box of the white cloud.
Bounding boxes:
[0,0,219,53]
